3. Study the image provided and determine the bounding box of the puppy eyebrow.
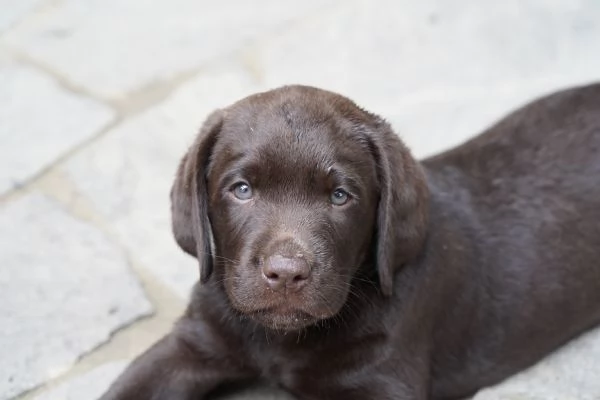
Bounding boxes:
[208,150,246,178]
[219,168,248,188]
[327,167,363,196]
[212,150,250,180]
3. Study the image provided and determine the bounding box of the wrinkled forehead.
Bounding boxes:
[212,98,371,176]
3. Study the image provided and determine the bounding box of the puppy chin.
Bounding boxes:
[226,281,351,331]
[251,308,319,331]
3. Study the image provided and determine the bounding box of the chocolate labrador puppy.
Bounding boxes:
[100,84,600,400]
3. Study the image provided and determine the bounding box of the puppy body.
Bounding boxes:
[424,86,600,396]
[101,84,600,400]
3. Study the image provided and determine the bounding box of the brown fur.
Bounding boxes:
[100,84,600,400]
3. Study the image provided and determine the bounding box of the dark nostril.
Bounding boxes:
[264,271,279,280]
[292,268,309,281]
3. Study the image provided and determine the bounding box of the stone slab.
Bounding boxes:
[33,361,128,400]
[257,0,600,158]
[63,63,261,300]
[391,82,577,159]
[0,57,114,195]
[34,359,294,400]
[3,0,337,98]
[0,0,43,32]
[0,194,152,399]
[474,326,600,400]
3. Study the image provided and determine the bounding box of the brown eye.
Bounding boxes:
[233,182,253,200]
[330,188,350,206]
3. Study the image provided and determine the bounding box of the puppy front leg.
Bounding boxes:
[99,334,252,400]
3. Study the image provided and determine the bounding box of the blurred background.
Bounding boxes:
[1,1,600,399]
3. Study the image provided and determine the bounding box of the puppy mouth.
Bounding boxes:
[250,306,318,331]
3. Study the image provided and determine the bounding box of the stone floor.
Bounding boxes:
[1,1,600,399]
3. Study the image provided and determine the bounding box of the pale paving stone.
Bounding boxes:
[473,326,600,400]
[0,0,44,32]
[3,0,338,98]
[33,361,128,400]
[393,81,583,159]
[0,194,152,400]
[63,63,262,300]
[0,57,114,195]
[38,359,293,400]
[257,0,600,157]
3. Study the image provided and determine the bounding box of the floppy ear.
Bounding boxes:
[171,110,223,283]
[368,119,429,296]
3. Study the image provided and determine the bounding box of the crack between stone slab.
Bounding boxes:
[1,43,119,108]
[0,115,121,204]
[70,309,157,367]
[2,41,197,122]
[11,311,155,400]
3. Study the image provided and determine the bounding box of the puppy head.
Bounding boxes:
[171,86,428,331]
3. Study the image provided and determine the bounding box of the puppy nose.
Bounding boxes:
[262,255,311,292]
